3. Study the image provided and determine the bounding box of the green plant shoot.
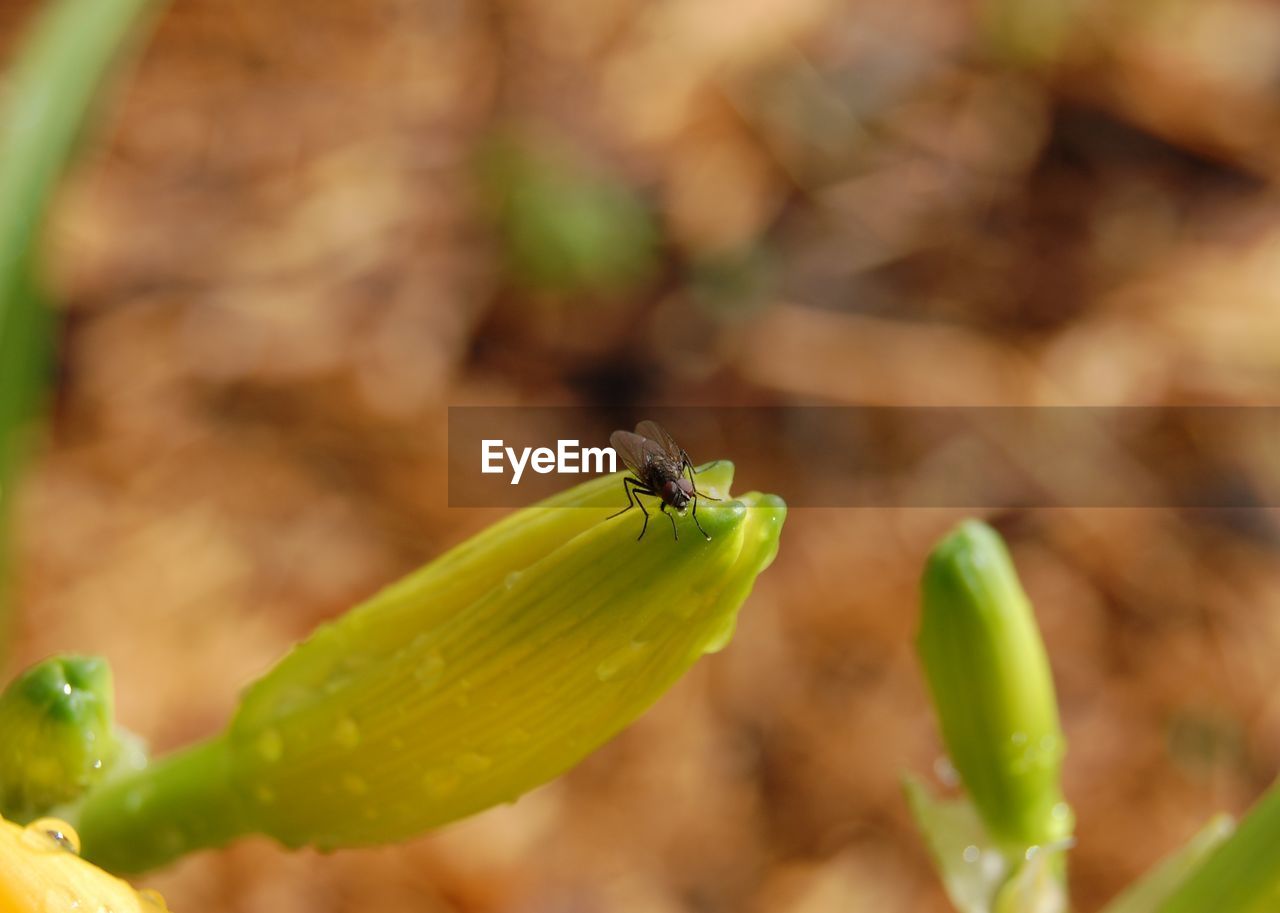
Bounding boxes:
[911,519,1073,913]
[0,0,166,665]
[73,463,785,873]
[917,520,1072,853]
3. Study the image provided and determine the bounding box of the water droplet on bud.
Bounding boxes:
[334,717,361,750]
[22,818,81,855]
[138,888,170,910]
[414,652,444,689]
[455,752,492,774]
[422,768,460,797]
[701,615,737,654]
[933,755,960,787]
[596,641,650,681]
[255,728,284,762]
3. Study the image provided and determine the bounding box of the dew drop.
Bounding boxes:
[341,773,368,796]
[43,887,79,910]
[455,752,493,774]
[504,572,522,589]
[334,717,361,750]
[933,755,960,787]
[23,818,81,855]
[596,641,649,682]
[1003,730,1058,776]
[255,728,284,763]
[269,685,314,718]
[337,651,370,674]
[1025,845,1040,861]
[422,768,461,797]
[502,727,531,747]
[701,615,737,654]
[962,845,980,864]
[138,888,170,911]
[414,652,445,689]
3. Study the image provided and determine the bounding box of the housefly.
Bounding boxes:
[607,420,719,541]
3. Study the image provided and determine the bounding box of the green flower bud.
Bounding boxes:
[0,656,122,821]
[917,520,1071,853]
[76,463,785,873]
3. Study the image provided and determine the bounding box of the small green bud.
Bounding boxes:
[917,520,1071,853]
[0,656,121,821]
[77,463,785,872]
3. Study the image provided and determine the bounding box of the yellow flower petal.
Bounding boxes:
[0,816,169,911]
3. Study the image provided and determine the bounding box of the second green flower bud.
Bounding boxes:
[917,520,1072,853]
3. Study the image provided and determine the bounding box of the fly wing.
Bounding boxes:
[633,420,685,461]
[610,430,664,478]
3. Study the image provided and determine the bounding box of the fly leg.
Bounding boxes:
[634,492,651,540]
[607,477,654,541]
[690,497,711,540]
[606,475,642,519]
[660,501,679,541]
[689,452,725,477]
[686,457,721,501]
[685,461,715,541]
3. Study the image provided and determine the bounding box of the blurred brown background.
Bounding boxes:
[7,0,1280,909]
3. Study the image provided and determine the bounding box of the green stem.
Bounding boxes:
[0,0,166,667]
[75,735,254,874]
[1157,780,1280,913]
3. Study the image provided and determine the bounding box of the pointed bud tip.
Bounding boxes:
[924,518,1004,581]
[14,657,111,725]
